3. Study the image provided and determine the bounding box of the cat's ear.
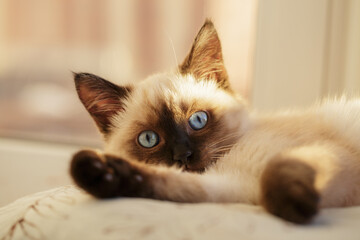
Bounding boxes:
[179,20,230,91]
[74,72,132,134]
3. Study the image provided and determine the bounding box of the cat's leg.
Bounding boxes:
[260,144,357,224]
[70,150,239,202]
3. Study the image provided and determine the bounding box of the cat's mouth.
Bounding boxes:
[180,152,219,173]
[183,164,205,173]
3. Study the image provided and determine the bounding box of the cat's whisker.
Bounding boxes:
[206,134,240,148]
[209,150,230,157]
[165,31,180,74]
[210,151,231,156]
[210,156,224,162]
[208,152,227,159]
[207,140,238,149]
[207,147,235,156]
[211,144,235,149]
[210,132,240,140]
[208,147,235,157]
[208,147,233,154]
[207,134,238,144]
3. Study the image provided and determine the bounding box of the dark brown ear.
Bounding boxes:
[74,72,132,134]
[179,20,230,91]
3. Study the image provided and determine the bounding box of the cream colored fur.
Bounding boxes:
[103,71,360,208]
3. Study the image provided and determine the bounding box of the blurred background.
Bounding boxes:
[0,0,359,206]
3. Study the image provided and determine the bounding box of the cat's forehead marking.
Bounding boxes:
[147,74,230,104]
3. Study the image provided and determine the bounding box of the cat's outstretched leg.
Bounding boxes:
[71,150,212,201]
[260,144,357,224]
[71,150,252,203]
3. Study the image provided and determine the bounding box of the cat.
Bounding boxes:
[70,20,360,224]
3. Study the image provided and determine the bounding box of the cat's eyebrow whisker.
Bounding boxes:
[165,31,180,74]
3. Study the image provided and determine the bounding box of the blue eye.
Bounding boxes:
[138,131,159,148]
[189,111,208,130]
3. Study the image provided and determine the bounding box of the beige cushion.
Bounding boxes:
[0,185,359,240]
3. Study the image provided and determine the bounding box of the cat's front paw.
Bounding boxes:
[71,150,153,199]
[260,159,319,224]
[70,150,121,198]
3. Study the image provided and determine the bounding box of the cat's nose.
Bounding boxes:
[174,151,193,164]
[173,144,193,164]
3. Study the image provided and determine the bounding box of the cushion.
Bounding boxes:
[0,185,359,240]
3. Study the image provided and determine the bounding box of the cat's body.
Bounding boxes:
[207,99,360,207]
[71,20,360,224]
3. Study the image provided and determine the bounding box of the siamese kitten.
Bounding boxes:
[70,20,360,224]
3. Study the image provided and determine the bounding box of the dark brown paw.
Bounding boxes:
[261,159,320,224]
[105,155,154,198]
[70,150,121,198]
[70,150,152,199]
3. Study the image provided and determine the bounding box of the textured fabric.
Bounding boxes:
[0,185,359,240]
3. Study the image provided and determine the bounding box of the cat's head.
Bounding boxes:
[74,20,249,172]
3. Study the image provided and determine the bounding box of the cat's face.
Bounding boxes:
[74,20,249,172]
